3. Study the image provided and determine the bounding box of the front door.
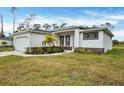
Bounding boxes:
[65,35,70,46]
[60,36,64,46]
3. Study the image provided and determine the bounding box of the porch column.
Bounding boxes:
[74,30,79,49]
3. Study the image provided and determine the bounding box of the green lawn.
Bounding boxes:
[0,46,124,85]
[0,47,14,52]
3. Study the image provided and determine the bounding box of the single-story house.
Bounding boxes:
[0,34,13,47]
[13,26,114,53]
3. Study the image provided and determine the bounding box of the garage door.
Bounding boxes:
[15,36,29,52]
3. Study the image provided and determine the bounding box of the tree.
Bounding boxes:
[42,34,57,46]
[29,14,36,23]
[52,23,57,30]
[33,24,41,30]
[52,24,60,31]
[105,22,114,30]
[43,23,51,31]
[112,40,119,45]
[60,23,66,28]
[10,7,17,33]
[16,22,25,32]
[24,17,32,30]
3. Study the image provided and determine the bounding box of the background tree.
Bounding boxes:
[52,24,57,30]
[16,22,25,32]
[33,24,41,30]
[10,7,17,33]
[24,17,32,30]
[60,23,66,29]
[105,22,114,30]
[112,40,119,45]
[43,23,51,31]
[29,14,36,24]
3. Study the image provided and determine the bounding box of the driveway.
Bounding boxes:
[0,50,73,57]
[0,51,16,57]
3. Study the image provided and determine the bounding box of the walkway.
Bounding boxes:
[0,50,73,57]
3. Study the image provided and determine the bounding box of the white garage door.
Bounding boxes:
[15,36,29,52]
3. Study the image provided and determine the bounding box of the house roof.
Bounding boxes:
[13,26,114,37]
[13,29,50,36]
[52,26,114,37]
[79,27,114,37]
[52,26,84,32]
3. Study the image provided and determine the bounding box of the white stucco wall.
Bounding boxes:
[74,29,80,48]
[103,32,112,52]
[79,31,104,48]
[30,33,45,47]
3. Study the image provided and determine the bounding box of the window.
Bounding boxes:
[60,36,64,46]
[65,35,70,46]
[83,32,98,40]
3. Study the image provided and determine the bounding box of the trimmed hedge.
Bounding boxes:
[25,47,64,54]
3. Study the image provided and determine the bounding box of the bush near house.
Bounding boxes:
[74,48,93,54]
[25,47,64,54]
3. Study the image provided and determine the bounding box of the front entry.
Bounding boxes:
[60,35,72,50]
[60,36,64,46]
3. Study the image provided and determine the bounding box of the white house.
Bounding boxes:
[0,35,13,47]
[13,26,114,53]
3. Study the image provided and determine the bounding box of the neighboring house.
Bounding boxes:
[0,34,13,47]
[13,26,114,53]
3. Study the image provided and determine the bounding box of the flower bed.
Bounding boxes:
[25,47,64,54]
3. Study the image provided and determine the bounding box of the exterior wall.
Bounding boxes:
[30,33,46,47]
[103,32,112,52]
[0,40,13,46]
[54,31,74,49]
[74,29,80,48]
[79,31,104,48]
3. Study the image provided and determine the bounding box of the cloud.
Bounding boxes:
[34,15,118,27]
[81,10,124,24]
[81,10,101,16]
[112,30,124,41]
[108,15,124,20]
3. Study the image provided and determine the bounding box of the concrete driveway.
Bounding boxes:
[0,50,73,57]
[0,51,16,57]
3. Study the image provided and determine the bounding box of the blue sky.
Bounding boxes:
[0,7,124,41]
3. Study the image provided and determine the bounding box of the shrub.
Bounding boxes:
[47,47,52,54]
[25,47,64,54]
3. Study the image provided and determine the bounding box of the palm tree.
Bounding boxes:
[52,23,57,30]
[10,7,17,33]
[42,34,57,46]
[60,23,66,29]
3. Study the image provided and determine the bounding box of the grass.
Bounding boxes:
[0,46,124,85]
[0,47,14,52]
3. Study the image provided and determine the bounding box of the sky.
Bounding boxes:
[0,7,124,41]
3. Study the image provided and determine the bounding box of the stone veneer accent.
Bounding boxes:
[75,47,104,54]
